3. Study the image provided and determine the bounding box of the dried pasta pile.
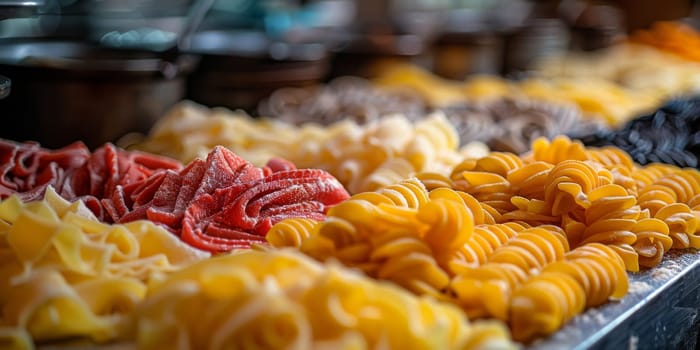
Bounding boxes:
[535,43,700,97]
[0,187,210,347]
[375,64,661,127]
[5,85,700,347]
[260,74,606,154]
[267,136,700,342]
[0,189,515,349]
[130,102,488,194]
[128,249,514,350]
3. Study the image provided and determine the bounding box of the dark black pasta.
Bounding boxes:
[574,96,700,168]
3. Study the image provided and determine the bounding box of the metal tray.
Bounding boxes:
[531,249,700,350]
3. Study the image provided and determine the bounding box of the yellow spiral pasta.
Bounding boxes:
[527,136,635,174]
[506,161,554,200]
[509,271,584,343]
[420,189,475,253]
[264,136,700,345]
[351,177,430,209]
[572,184,642,271]
[452,222,530,270]
[655,203,700,249]
[439,136,700,273]
[451,262,529,321]
[510,243,628,343]
[0,187,209,347]
[528,136,589,165]
[451,152,523,179]
[451,226,569,320]
[415,171,454,191]
[488,226,569,271]
[632,163,677,188]
[265,218,321,248]
[631,218,674,268]
[637,184,678,217]
[649,170,700,205]
[129,249,515,349]
[453,171,514,215]
[634,166,700,249]
[586,146,636,170]
[545,160,614,216]
[268,179,479,298]
[690,194,700,211]
[416,179,500,225]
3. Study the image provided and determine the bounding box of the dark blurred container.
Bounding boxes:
[614,0,691,32]
[186,30,328,112]
[324,0,427,79]
[561,2,625,51]
[0,39,196,148]
[503,17,570,74]
[433,31,503,80]
[328,32,424,78]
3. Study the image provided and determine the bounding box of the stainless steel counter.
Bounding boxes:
[531,249,700,350]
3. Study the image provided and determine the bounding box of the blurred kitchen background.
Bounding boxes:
[0,0,698,148]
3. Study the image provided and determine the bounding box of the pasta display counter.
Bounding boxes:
[3,1,700,349]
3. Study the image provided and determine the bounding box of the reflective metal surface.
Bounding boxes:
[531,249,700,350]
[0,0,43,19]
[0,75,9,99]
[0,40,197,78]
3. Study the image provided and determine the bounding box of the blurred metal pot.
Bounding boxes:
[0,39,197,148]
[186,30,328,112]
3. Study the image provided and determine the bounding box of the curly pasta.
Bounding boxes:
[268,179,479,298]
[0,188,209,347]
[632,163,677,188]
[415,171,454,191]
[451,226,569,320]
[453,171,514,215]
[631,218,674,268]
[655,203,700,249]
[130,249,516,350]
[262,135,700,345]
[437,135,700,274]
[452,222,530,271]
[634,166,700,249]
[265,218,321,248]
[506,161,554,199]
[510,243,628,342]
[528,136,589,165]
